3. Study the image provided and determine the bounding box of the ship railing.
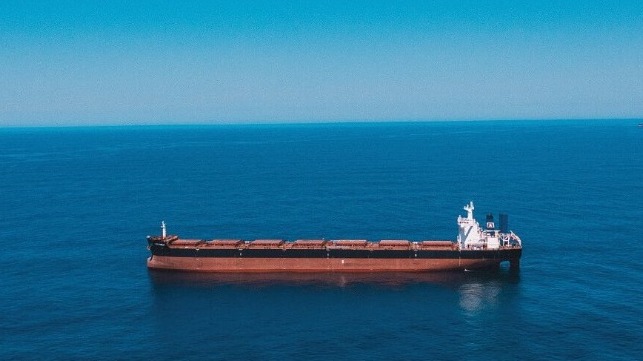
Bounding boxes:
[247,239,285,249]
[290,240,327,249]
[416,241,458,250]
[327,240,369,249]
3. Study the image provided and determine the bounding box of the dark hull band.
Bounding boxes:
[149,244,521,260]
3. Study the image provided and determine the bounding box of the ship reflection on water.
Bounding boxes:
[458,280,505,313]
[148,268,520,290]
[148,269,521,337]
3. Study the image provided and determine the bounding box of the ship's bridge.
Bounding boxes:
[457,202,521,250]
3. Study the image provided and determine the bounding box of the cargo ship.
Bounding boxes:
[147,202,522,272]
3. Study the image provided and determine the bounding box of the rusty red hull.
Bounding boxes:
[147,253,518,272]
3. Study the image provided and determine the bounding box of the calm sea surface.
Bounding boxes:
[1,120,641,360]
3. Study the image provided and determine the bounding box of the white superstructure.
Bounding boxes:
[457,201,521,250]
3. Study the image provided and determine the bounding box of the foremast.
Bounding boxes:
[147,221,178,246]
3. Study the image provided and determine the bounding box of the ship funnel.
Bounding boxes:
[486,213,495,230]
[499,214,508,233]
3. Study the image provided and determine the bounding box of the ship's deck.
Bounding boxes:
[148,236,523,251]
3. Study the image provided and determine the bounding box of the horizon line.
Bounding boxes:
[1,117,641,129]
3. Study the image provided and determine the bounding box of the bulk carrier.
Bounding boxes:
[147,202,522,272]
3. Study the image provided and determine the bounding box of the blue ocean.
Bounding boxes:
[1,120,641,360]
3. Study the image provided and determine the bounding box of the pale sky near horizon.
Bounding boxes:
[1,1,642,126]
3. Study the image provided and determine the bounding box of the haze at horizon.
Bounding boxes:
[1,1,642,127]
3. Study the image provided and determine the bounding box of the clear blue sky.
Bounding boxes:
[1,1,642,126]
